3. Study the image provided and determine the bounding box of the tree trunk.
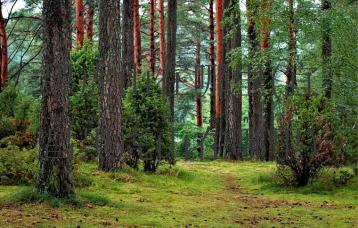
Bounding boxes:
[247,0,264,160]
[209,0,215,130]
[150,0,156,75]
[261,0,274,161]
[286,0,297,97]
[76,0,85,47]
[98,0,124,171]
[134,0,142,76]
[227,0,242,160]
[322,0,332,99]
[122,0,134,88]
[85,0,94,42]
[0,2,7,90]
[159,0,166,79]
[280,0,298,163]
[214,0,224,158]
[195,41,203,159]
[164,0,177,163]
[38,0,74,197]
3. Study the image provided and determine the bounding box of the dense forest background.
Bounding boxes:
[0,0,357,226]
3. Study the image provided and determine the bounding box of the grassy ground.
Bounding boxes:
[0,161,357,227]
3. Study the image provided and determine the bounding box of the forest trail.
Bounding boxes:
[0,161,357,227]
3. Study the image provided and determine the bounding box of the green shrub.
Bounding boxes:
[123,71,171,172]
[0,145,38,185]
[0,84,39,145]
[70,80,99,140]
[332,170,354,186]
[70,42,99,140]
[73,130,98,162]
[277,95,343,186]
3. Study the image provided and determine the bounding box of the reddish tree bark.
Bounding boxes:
[215,0,223,120]
[150,0,156,75]
[134,0,142,76]
[158,0,166,78]
[209,0,215,129]
[195,41,203,128]
[85,0,94,42]
[76,0,85,47]
[0,2,7,90]
[214,0,224,158]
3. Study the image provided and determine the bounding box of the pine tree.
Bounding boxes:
[38,0,74,197]
[98,0,124,171]
[76,0,85,46]
[134,0,142,76]
[227,0,242,160]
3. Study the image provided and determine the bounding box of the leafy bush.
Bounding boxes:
[70,43,99,140]
[123,72,171,172]
[332,170,354,186]
[0,145,38,185]
[70,41,99,94]
[0,85,39,147]
[277,95,343,186]
[73,130,98,162]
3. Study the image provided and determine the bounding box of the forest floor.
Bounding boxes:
[0,161,357,227]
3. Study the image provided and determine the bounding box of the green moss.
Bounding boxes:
[0,161,356,227]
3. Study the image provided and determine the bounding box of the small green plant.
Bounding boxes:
[123,71,171,172]
[0,145,38,185]
[332,170,354,186]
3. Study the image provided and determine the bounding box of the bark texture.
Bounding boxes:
[0,2,7,90]
[85,0,94,41]
[261,0,274,161]
[322,0,332,99]
[150,0,156,75]
[159,0,166,79]
[227,0,242,160]
[98,0,124,171]
[247,0,264,160]
[286,0,297,97]
[134,0,142,76]
[76,0,85,46]
[164,0,177,162]
[209,0,215,129]
[214,0,224,158]
[195,41,203,159]
[38,0,74,197]
[122,0,134,88]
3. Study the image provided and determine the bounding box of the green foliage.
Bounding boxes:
[73,130,98,162]
[277,95,344,186]
[70,81,99,140]
[0,145,38,185]
[70,41,99,94]
[123,72,171,172]
[332,170,355,187]
[70,42,99,140]
[0,85,39,147]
